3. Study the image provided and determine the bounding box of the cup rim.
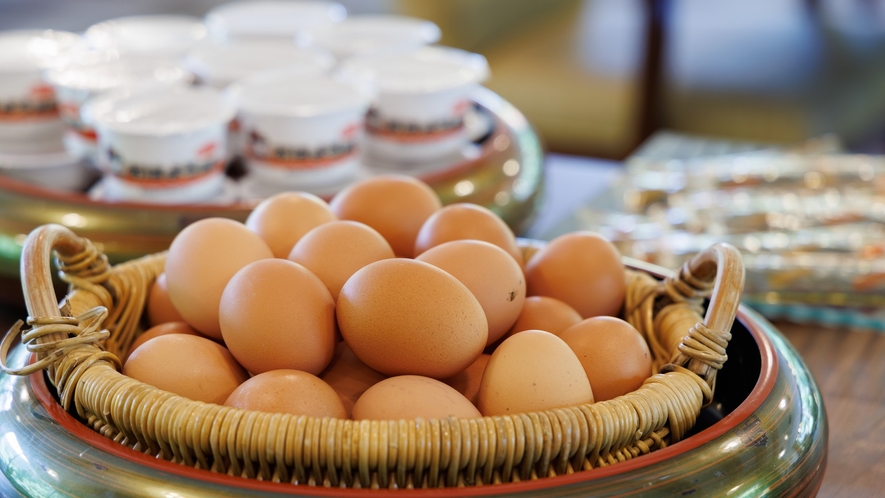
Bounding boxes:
[84,15,207,56]
[311,14,441,57]
[184,40,335,87]
[338,46,489,95]
[0,29,88,74]
[205,0,347,41]
[88,86,236,136]
[233,71,372,118]
[45,55,191,92]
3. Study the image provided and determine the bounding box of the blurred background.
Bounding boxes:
[4,0,885,159]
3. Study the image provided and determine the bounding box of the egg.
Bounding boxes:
[525,232,625,319]
[320,342,388,417]
[442,353,490,405]
[122,334,249,404]
[413,203,523,265]
[146,273,185,326]
[288,221,395,300]
[165,218,273,340]
[477,330,594,416]
[224,370,347,418]
[219,259,336,375]
[330,175,442,257]
[126,321,203,362]
[245,192,337,258]
[352,375,481,420]
[502,296,582,340]
[337,259,487,379]
[416,240,525,345]
[559,317,653,401]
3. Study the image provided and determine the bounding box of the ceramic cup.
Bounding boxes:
[339,46,489,163]
[0,30,87,155]
[234,71,372,189]
[311,15,440,60]
[86,86,236,204]
[46,55,192,162]
[85,15,207,59]
[205,1,346,44]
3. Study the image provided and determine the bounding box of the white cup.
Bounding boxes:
[339,46,489,163]
[312,15,440,60]
[86,86,236,204]
[46,55,192,162]
[185,40,335,90]
[0,30,88,154]
[85,15,207,59]
[205,1,346,44]
[234,71,371,188]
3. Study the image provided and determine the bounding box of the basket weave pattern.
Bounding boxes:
[1,225,744,489]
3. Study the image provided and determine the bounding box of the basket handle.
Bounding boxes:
[1,224,114,377]
[662,242,745,392]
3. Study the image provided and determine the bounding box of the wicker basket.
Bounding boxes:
[1,224,744,490]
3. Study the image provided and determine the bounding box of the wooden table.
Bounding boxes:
[776,322,885,497]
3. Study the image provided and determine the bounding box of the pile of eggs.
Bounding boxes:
[128,174,654,420]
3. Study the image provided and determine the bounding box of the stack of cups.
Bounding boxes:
[0,30,87,156]
[85,86,236,203]
[234,71,372,193]
[0,29,95,190]
[46,56,192,162]
[339,46,489,163]
[204,1,346,44]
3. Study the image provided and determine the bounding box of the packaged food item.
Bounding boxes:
[339,47,489,162]
[234,71,372,190]
[86,86,236,203]
[0,29,87,155]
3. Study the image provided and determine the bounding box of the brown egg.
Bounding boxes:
[165,218,273,340]
[525,232,625,319]
[413,203,523,265]
[224,370,347,418]
[320,341,388,417]
[337,259,487,379]
[477,330,594,416]
[503,296,583,340]
[123,334,249,404]
[442,353,490,405]
[352,375,481,420]
[288,221,395,300]
[245,192,337,258]
[219,259,336,375]
[146,273,184,326]
[416,240,525,345]
[559,317,653,401]
[330,175,442,257]
[126,321,202,362]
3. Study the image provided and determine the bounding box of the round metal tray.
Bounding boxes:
[0,261,827,497]
[0,88,544,304]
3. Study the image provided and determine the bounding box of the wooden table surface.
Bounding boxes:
[776,322,885,497]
